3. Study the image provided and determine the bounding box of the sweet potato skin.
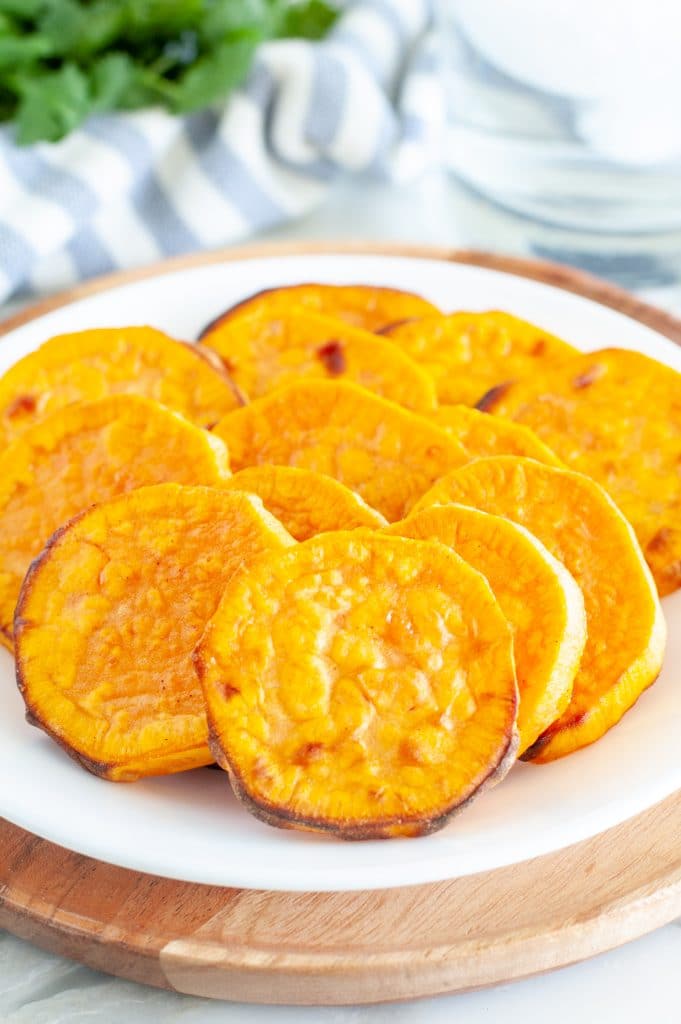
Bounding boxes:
[0,326,241,444]
[225,466,386,540]
[479,347,681,596]
[212,380,469,522]
[15,484,294,781]
[0,395,230,651]
[199,283,440,336]
[414,456,666,761]
[382,311,577,406]
[199,309,438,412]
[197,531,518,838]
[387,504,587,754]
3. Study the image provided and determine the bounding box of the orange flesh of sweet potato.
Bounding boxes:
[413,456,666,761]
[212,380,469,522]
[479,347,681,596]
[15,484,294,781]
[382,311,577,406]
[200,283,440,335]
[198,309,438,412]
[225,466,386,540]
[0,326,241,445]
[0,395,231,651]
[430,404,562,465]
[387,504,587,754]
[196,531,518,838]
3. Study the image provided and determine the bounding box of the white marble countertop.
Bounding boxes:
[2,170,680,1022]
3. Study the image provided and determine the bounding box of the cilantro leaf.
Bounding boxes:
[0,0,340,144]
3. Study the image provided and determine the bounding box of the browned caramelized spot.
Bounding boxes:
[316,340,347,376]
[378,317,417,335]
[531,338,547,356]
[294,741,325,766]
[647,527,673,553]
[521,708,589,762]
[476,382,512,412]
[572,364,603,390]
[662,560,681,587]
[222,683,241,700]
[7,394,37,419]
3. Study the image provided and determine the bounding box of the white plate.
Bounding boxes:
[1,251,680,893]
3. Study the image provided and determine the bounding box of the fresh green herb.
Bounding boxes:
[0,0,339,144]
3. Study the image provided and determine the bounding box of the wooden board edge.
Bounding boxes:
[159,870,681,1004]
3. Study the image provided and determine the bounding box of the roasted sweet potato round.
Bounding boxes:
[0,395,231,651]
[199,309,437,412]
[382,311,577,406]
[387,504,587,754]
[212,380,468,522]
[15,484,294,781]
[430,405,562,465]
[413,456,666,762]
[478,347,681,596]
[197,531,518,839]
[225,466,386,540]
[200,283,439,336]
[0,325,241,445]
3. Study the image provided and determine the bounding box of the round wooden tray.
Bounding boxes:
[1,244,680,1006]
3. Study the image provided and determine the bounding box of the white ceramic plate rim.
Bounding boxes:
[0,249,679,892]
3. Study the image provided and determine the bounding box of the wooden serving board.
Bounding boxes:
[1,244,681,1006]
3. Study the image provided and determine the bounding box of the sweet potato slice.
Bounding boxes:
[225,466,386,540]
[15,484,294,781]
[0,395,231,651]
[212,380,468,522]
[413,457,666,762]
[387,505,587,754]
[478,348,681,596]
[430,405,562,465]
[0,325,240,445]
[199,309,437,412]
[197,531,518,839]
[200,283,440,336]
[382,311,577,406]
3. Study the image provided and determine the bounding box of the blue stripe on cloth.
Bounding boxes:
[409,43,440,76]
[0,136,99,222]
[0,222,37,291]
[185,110,285,227]
[366,107,399,176]
[85,116,201,254]
[66,226,117,279]
[243,61,276,110]
[305,52,348,149]
[401,112,427,139]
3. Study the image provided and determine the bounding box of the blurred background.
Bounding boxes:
[0,0,679,315]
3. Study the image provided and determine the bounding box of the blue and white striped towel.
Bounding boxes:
[0,0,442,305]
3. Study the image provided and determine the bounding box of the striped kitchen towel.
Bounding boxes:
[0,0,442,304]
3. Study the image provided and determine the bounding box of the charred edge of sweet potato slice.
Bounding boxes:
[520,672,662,763]
[180,341,249,409]
[13,511,216,782]
[475,382,513,412]
[196,652,519,840]
[196,284,435,340]
[13,512,122,779]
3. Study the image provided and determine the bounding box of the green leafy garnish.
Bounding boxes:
[0,0,339,144]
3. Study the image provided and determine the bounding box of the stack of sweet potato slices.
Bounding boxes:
[4,281,676,840]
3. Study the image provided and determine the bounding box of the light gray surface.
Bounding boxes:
[2,171,680,1021]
